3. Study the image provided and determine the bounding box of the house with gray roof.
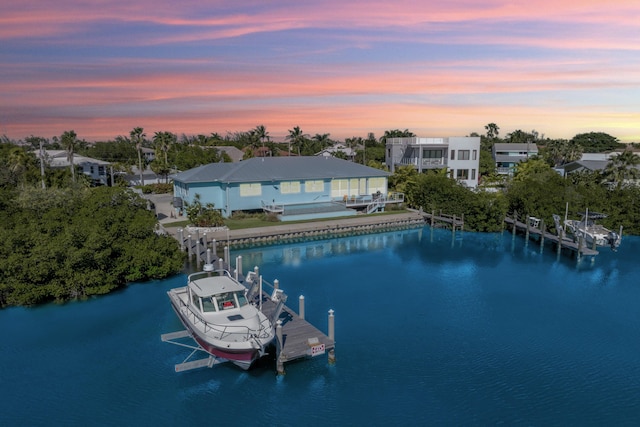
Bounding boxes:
[36,149,110,185]
[172,156,400,220]
[492,143,539,175]
[215,146,245,162]
[315,143,357,161]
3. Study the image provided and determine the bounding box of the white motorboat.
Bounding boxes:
[167,267,276,370]
[558,209,622,251]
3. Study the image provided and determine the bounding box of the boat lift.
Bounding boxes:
[160,330,229,372]
[161,266,288,373]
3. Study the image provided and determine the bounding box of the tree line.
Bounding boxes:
[2,123,639,308]
[392,123,640,235]
[0,184,185,307]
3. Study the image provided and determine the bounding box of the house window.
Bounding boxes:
[458,150,470,160]
[239,183,261,196]
[472,150,477,160]
[331,179,349,198]
[305,180,324,193]
[471,169,476,180]
[349,179,360,196]
[280,181,301,194]
[368,177,386,194]
[424,149,443,158]
[456,169,469,180]
[450,150,455,160]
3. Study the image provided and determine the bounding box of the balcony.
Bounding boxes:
[399,157,445,168]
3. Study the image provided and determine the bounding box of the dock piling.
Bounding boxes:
[236,255,243,278]
[276,320,285,375]
[299,295,305,320]
[328,309,335,341]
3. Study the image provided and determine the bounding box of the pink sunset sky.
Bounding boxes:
[1,0,639,142]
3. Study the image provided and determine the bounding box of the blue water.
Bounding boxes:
[2,228,640,426]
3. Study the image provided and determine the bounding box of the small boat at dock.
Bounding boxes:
[167,266,276,370]
[554,209,622,251]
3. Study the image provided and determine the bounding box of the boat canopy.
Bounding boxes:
[577,211,607,220]
[189,274,245,298]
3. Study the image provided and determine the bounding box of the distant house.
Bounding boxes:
[172,156,400,221]
[36,150,110,185]
[559,152,640,184]
[141,147,155,163]
[124,166,161,186]
[315,143,357,161]
[560,160,609,176]
[385,136,480,188]
[214,146,245,162]
[492,143,539,175]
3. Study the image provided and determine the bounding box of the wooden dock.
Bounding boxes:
[254,288,335,366]
[504,215,599,257]
[422,210,464,230]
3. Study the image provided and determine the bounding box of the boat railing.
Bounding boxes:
[173,289,273,341]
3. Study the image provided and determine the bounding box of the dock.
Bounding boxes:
[504,214,599,257]
[245,272,335,372]
[166,238,336,373]
[422,210,464,230]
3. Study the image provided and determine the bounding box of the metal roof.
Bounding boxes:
[173,156,389,184]
[563,160,608,172]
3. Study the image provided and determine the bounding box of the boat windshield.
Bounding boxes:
[236,291,248,307]
[214,291,248,310]
[202,297,217,313]
[216,292,237,310]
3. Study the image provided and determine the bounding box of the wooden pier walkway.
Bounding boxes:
[255,289,335,365]
[504,215,599,257]
[422,210,464,230]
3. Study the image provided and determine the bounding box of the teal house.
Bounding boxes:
[172,156,401,221]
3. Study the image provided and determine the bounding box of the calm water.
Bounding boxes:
[2,227,640,426]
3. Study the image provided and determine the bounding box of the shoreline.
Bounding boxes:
[161,211,427,248]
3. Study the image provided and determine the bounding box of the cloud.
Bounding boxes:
[1,1,639,142]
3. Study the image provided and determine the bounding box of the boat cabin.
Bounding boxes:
[188,274,249,314]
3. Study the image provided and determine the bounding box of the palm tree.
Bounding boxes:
[153,131,175,182]
[312,133,331,149]
[254,125,269,150]
[247,130,262,155]
[130,127,146,185]
[61,130,78,183]
[7,147,30,185]
[603,150,640,188]
[286,126,308,156]
[484,123,500,140]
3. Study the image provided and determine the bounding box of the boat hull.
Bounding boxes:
[168,290,272,370]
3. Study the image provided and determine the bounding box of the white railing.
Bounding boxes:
[398,158,445,167]
[261,200,284,213]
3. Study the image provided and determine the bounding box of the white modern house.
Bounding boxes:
[385,136,481,188]
[315,143,357,161]
[36,150,110,185]
[492,143,539,175]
